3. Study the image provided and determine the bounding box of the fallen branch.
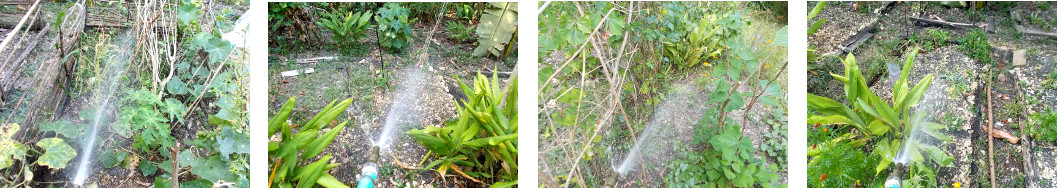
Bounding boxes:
[909,16,976,28]
[1015,25,1057,39]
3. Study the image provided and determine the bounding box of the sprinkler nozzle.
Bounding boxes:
[357,146,381,188]
[368,146,380,164]
[884,163,906,188]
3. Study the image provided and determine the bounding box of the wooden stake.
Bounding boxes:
[987,69,995,188]
[0,0,40,56]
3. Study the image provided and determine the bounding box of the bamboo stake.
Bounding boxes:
[0,0,40,56]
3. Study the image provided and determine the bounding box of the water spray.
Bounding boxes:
[883,163,906,188]
[356,146,381,188]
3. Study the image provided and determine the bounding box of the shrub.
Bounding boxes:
[317,10,374,45]
[375,3,417,52]
[407,72,518,186]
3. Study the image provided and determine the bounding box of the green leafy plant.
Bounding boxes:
[375,3,418,52]
[317,10,374,45]
[407,72,518,186]
[807,139,880,187]
[661,13,726,69]
[1028,108,1057,143]
[268,97,352,188]
[668,125,782,188]
[1041,69,1057,89]
[806,48,954,175]
[761,110,788,170]
[474,2,518,58]
[0,124,27,171]
[958,29,992,64]
[445,21,476,43]
[807,1,827,61]
[115,88,185,152]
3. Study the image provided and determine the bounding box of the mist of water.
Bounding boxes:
[72,31,133,186]
[370,68,427,152]
[612,84,702,175]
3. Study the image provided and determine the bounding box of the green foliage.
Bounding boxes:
[661,13,727,69]
[807,140,880,187]
[408,71,518,185]
[268,97,353,188]
[806,48,953,175]
[445,21,476,43]
[36,138,76,169]
[99,150,129,169]
[1042,69,1057,89]
[0,124,27,171]
[1028,108,1057,143]
[667,125,781,188]
[474,2,518,58]
[375,3,418,52]
[761,109,788,170]
[958,29,993,64]
[317,10,374,45]
[116,89,184,152]
[807,1,827,61]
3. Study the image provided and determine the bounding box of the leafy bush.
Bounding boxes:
[668,125,781,188]
[317,10,374,45]
[375,3,417,52]
[445,21,476,43]
[474,2,518,58]
[958,29,992,64]
[1028,108,1057,143]
[116,89,185,152]
[407,72,518,186]
[268,97,353,188]
[661,13,727,69]
[806,48,954,175]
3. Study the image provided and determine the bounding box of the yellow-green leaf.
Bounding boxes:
[36,138,76,169]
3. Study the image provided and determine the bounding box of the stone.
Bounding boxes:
[1013,49,1028,67]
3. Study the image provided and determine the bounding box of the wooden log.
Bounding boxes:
[0,0,38,56]
[909,16,976,28]
[1016,25,1057,39]
[0,0,31,5]
[0,7,174,29]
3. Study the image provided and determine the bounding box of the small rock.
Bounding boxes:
[1013,49,1027,67]
[998,73,1008,83]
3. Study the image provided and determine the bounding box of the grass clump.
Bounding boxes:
[1028,108,1057,143]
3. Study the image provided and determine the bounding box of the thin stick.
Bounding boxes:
[268,158,282,188]
[0,0,40,56]
[987,69,995,188]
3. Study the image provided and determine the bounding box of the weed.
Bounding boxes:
[444,21,476,43]
[1003,99,1023,120]
[1028,108,1057,143]
[958,29,993,64]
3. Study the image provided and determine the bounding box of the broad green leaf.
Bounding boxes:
[807,19,826,36]
[36,138,76,169]
[180,179,213,188]
[868,120,889,135]
[99,149,128,168]
[807,115,854,126]
[774,26,788,46]
[40,120,82,138]
[190,155,237,183]
[303,121,347,160]
[216,127,250,160]
[808,2,827,20]
[0,124,27,170]
[317,173,349,188]
[474,3,518,57]
[167,78,188,95]
[463,134,517,148]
